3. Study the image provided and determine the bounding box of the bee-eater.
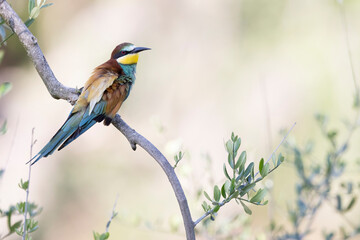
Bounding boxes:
[30,42,150,165]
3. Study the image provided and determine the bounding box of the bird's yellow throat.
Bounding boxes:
[117,53,139,65]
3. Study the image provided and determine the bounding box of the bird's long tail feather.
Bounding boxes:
[29,111,84,165]
[29,101,106,165]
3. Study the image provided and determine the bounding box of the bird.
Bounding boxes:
[29,42,150,165]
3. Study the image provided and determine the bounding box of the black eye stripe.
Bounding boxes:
[114,50,130,59]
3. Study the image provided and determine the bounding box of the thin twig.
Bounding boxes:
[339,2,360,93]
[338,2,360,150]
[23,128,36,240]
[193,200,226,226]
[105,194,119,233]
[254,122,296,178]
[261,78,275,229]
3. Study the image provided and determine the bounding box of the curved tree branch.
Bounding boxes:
[0,1,195,239]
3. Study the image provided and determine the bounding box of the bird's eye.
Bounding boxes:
[121,51,126,55]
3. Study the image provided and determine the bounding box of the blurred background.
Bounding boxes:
[1,0,360,239]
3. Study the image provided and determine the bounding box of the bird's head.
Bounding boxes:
[111,42,150,65]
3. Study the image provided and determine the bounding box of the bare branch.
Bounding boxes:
[254,122,296,178]
[105,194,119,233]
[0,1,195,239]
[23,128,36,240]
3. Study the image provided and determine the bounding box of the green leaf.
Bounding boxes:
[238,151,247,171]
[29,6,40,19]
[0,82,12,98]
[16,202,25,214]
[28,225,39,233]
[213,185,221,202]
[336,195,342,211]
[93,231,100,240]
[19,179,29,191]
[271,154,276,166]
[0,120,7,135]
[203,191,212,202]
[40,3,53,9]
[224,180,231,196]
[259,158,264,173]
[28,0,35,15]
[201,201,209,212]
[250,188,267,203]
[240,201,252,215]
[212,205,220,213]
[260,162,270,178]
[15,227,23,236]
[239,182,256,196]
[10,220,22,233]
[229,178,235,195]
[277,153,284,166]
[345,197,356,212]
[327,130,337,141]
[223,163,231,180]
[24,18,35,28]
[234,138,241,153]
[100,232,110,240]
[243,162,254,179]
[225,140,233,154]
[221,183,226,198]
[228,154,234,169]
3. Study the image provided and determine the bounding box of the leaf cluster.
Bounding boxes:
[201,132,285,221]
[173,151,184,169]
[0,179,42,240]
[272,113,360,240]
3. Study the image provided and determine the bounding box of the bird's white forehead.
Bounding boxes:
[123,45,136,52]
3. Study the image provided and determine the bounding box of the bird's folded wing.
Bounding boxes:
[80,72,118,114]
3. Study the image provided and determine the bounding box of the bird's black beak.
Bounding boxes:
[132,47,151,53]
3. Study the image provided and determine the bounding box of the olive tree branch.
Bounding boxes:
[0,1,195,239]
[193,123,295,227]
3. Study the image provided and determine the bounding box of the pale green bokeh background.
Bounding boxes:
[1,0,360,239]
